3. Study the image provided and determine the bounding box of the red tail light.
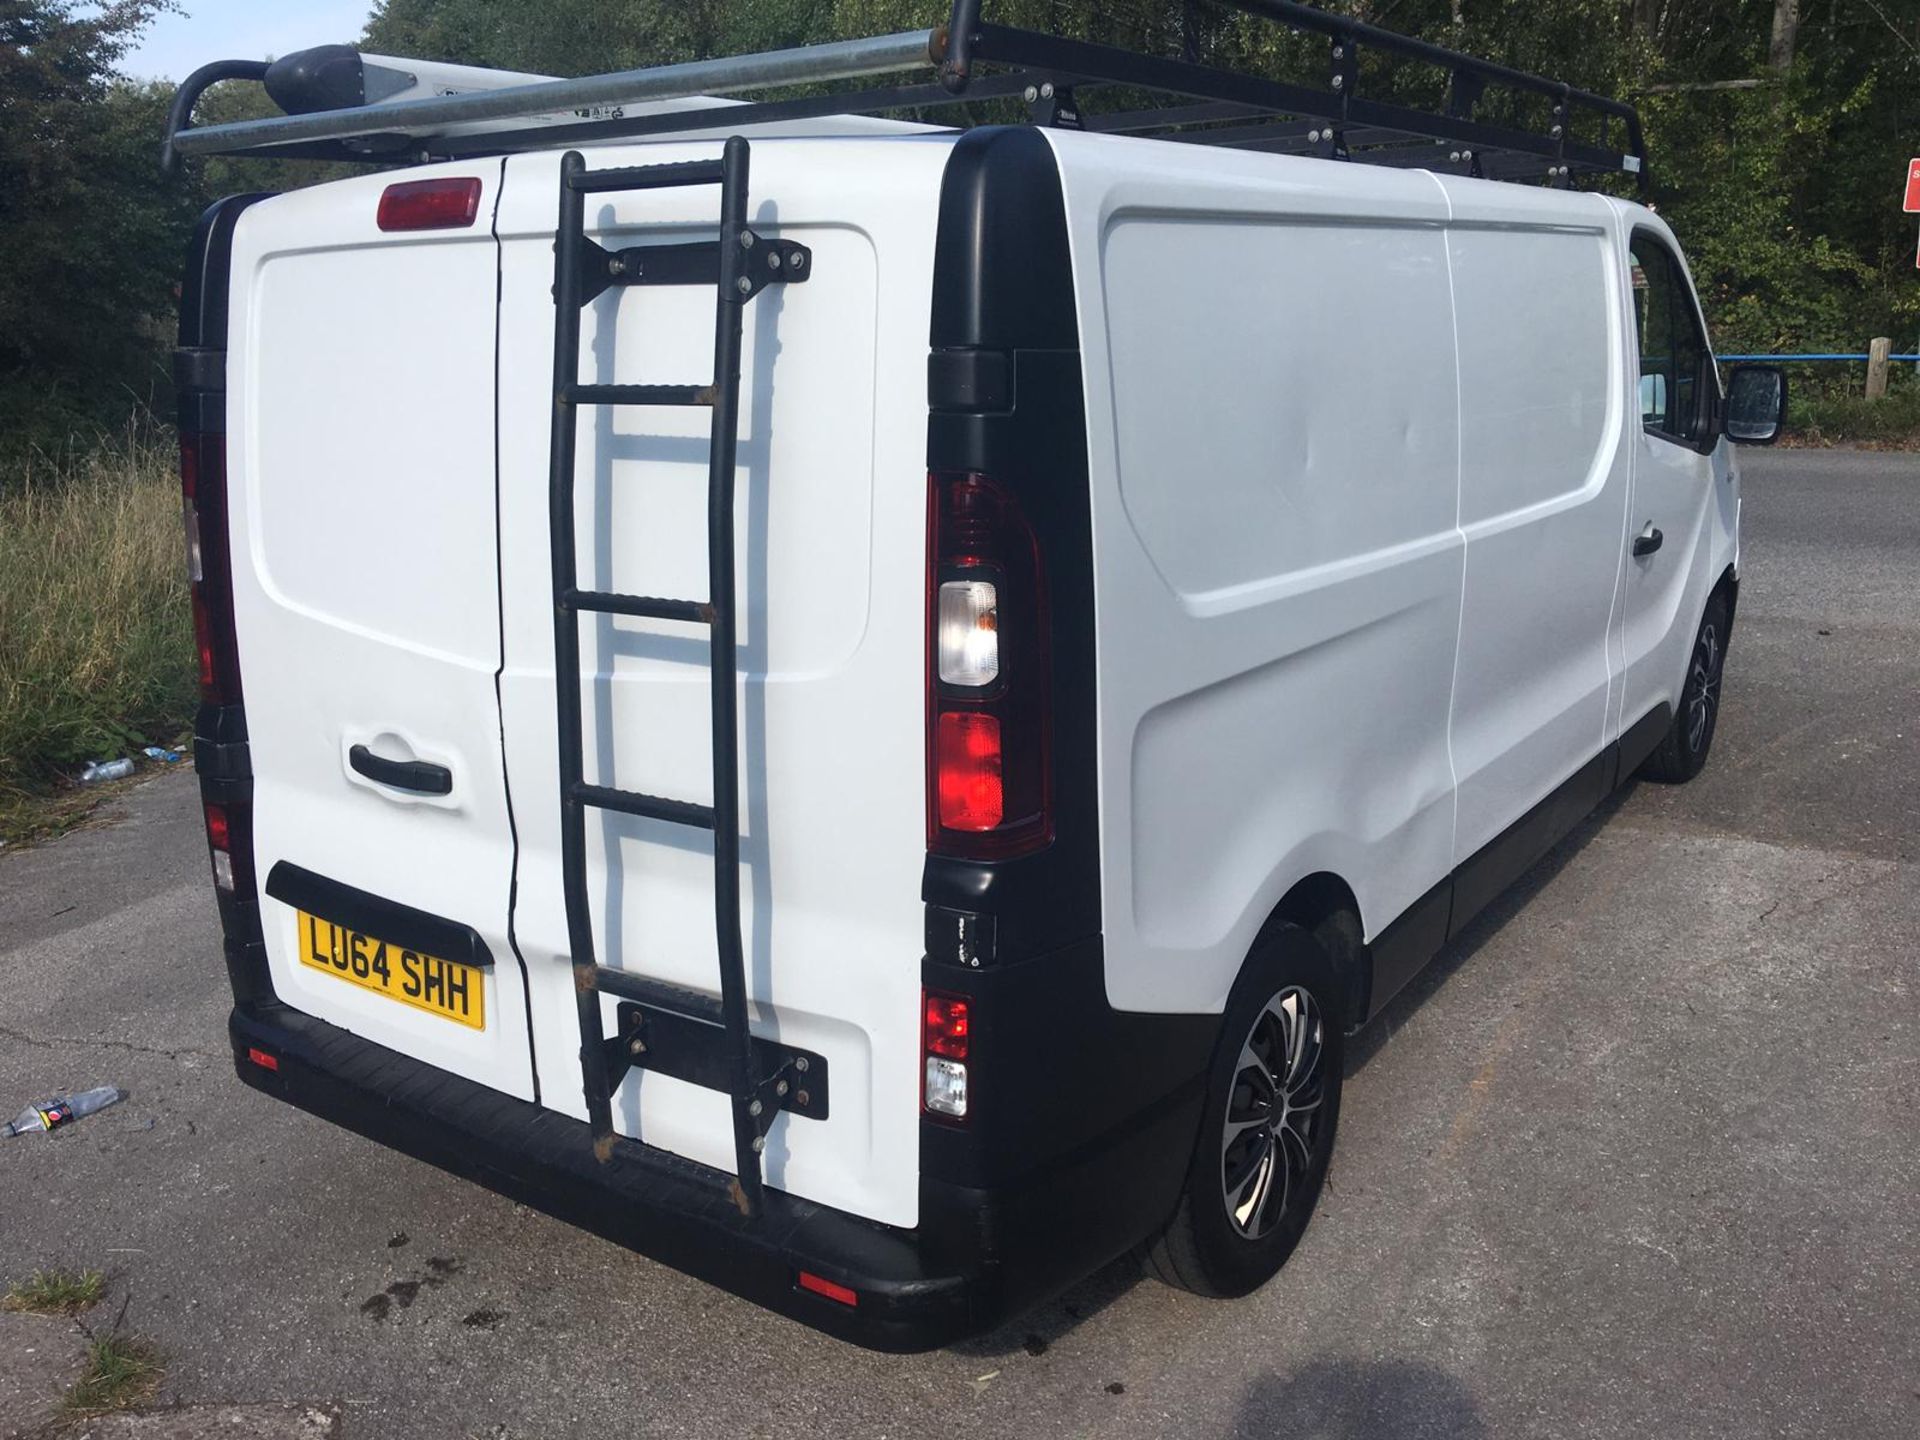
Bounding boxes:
[923,993,971,1059]
[202,799,253,896]
[245,1047,279,1073]
[922,989,971,1121]
[180,430,241,705]
[926,473,1051,859]
[183,420,256,907]
[377,177,483,232]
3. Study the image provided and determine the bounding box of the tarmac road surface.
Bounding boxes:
[2,446,1916,1438]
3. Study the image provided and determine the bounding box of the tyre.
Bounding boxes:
[1640,589,1729,784]
[1144,924,1345,1297]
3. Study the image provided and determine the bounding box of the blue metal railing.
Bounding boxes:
[1717,352,1920,363]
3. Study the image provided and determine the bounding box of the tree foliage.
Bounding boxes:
[1,0,1915,451]
[0,1,196,441]
[358,0,1920,355]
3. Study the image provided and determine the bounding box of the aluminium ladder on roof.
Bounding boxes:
[160,0,1648,192]
[547,135,816,1217]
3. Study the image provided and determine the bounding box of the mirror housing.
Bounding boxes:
[1724,364,1786,446]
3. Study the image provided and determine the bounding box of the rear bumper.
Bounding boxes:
[229,1000,1203,1351]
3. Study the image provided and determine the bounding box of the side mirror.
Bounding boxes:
[1724,364,1786,445]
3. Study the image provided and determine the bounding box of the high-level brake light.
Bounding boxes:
[376,176,483,232]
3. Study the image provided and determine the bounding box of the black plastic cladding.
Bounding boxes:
[919,128,1217,1200]
[179,192,272,1001]
[923,126,1097,963]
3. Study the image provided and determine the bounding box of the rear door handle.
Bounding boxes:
[1632,525,1663,558]
[349,744,452,795]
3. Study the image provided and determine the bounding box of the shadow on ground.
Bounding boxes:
[1235,1359,1486,1439]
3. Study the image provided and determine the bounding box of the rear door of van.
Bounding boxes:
[226,161,538,1098]
[490,136,943,1228]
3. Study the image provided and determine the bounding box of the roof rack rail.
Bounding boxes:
[160,0,1647,192]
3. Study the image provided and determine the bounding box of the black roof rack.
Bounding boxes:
[162,0,1647,192]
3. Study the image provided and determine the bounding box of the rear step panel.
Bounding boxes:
[226,161,537,1098]
[494,136,950,1228]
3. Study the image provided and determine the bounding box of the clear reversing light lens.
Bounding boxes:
[182,504,203,584]
[937,579,999,686]
[925,1057,968,1118]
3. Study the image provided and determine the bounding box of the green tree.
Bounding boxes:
[0,1,200,446]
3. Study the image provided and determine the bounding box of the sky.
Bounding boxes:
[118,0,377,82]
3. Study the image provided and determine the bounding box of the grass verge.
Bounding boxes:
[0,425,193,845]
[2,1269,105,1316]
[63,1331,165,1417]
[1785,384,1920,449]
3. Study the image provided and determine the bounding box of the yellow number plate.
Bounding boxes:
[297,912,484,1030]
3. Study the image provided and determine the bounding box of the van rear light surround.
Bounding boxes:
[377,176,483,231]
[176,296,262,944]
[926,472,1051,860]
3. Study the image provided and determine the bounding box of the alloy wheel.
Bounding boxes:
[1220,986,1327,1240]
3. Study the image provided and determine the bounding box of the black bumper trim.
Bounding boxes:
[229,996,1203,1350]
[231,1001,975,1350]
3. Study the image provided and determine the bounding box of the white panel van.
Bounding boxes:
[166,6,1785,1348]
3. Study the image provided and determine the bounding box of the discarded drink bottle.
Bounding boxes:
[5,1087,125,1136]
[78,758,134,784]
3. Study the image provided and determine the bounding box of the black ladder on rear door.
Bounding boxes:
[546,137,811,1218]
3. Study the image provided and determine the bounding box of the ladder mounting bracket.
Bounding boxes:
[603,1000,830,1123]
[572,233,812,307]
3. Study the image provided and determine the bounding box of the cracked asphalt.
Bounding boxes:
[1,447,1916,1439]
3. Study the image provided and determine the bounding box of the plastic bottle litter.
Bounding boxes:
[141,746,182,764]
[6,1087,125,1136]
[78,758,135,784]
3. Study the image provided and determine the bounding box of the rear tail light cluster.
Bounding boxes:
[181,424,254,903]
[926,473,1051,858]
[181,431,241,706]
[922,990,971,1120]
[202,800,254,896]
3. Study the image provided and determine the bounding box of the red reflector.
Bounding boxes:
[377,177,483,232]
[245,1047,279,1072]
[204,802,231,852]
[797,1271,858,1307]
[924,992,971,1060]
[935,711,1003,830]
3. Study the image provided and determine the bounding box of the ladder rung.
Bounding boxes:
[572,782,715,830]
[563,589,711,624]
[569,159,727,194]
[590,967,725,1026]
[565,383,714,407]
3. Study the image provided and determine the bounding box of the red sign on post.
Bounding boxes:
[1906,157,1920,213]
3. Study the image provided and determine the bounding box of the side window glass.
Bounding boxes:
[1630,238,1710,445]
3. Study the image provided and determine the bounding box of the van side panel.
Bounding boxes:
[1048,132,1464,1017]
[1437,181,1630,868]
